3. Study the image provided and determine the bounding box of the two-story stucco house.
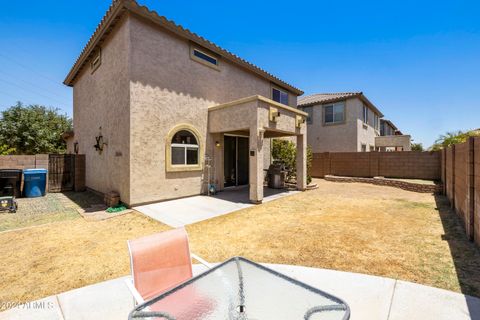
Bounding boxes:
[297,92,383,153]
[63,0,307,206]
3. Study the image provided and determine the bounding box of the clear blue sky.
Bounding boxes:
[0,0,479,148]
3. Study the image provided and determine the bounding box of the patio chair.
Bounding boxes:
[124,227,212,305]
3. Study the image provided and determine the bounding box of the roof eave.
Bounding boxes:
[63,1,127,86]
[357,94,384,118]
[63,0,304,95]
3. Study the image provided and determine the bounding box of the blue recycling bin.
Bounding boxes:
[23,169,48,198]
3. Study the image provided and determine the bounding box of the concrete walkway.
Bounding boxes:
[134,186,299,227]
[1,264,479,320]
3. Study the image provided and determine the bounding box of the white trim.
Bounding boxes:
[272,87,289,105]
[191,253,213,269]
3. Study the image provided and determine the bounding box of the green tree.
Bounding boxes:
[271,139,313,184]
[0,102,72,155]
[0,144,16,155]
[430,130,480,151]
[411,142,424,151]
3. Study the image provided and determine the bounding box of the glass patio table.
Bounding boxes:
[129,256,350,320]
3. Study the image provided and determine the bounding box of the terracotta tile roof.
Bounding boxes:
[297,92,362,106]
[63,0,303,95]
[297,92,384,117]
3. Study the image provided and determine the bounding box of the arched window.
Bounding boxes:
[171,130,199,165]
[165,124,203,172]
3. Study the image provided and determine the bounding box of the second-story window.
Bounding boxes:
[374,114,379,130]
[363,105,369,124]
[191,46,220,70]
[303,106,313,124]
[324,102,345,124]
[272,88,288,105]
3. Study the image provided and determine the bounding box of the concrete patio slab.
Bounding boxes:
[267,264,396,320]
[134,186,299,227]
[0,296,64,320]
[388,280,480,320]
[56,276,132,320]
[2,264,479,320]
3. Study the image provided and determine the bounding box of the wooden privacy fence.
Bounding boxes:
[442,137,479,246]
[311,151,442,180]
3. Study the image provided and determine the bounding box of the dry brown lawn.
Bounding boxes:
[187,179,480,297]
[1,179,480,311]
[0,212,167,310]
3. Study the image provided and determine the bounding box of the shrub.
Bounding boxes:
[271,139,312,184]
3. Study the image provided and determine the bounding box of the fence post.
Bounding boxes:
[442,148,447,195]
[451,145,456,210]
[327,152,332,176]
[468,137,475,240]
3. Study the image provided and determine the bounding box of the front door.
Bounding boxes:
[224,136,249,187]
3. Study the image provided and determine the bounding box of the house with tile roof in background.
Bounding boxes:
[298,92,411,152]
[298,92,383,152]
[63,0,308,206]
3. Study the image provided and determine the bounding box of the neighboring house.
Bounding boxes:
[63,0,307,206]
[376,119,412,151]
[297,92,383,152]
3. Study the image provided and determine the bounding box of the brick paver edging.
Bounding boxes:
[324,175,443,194]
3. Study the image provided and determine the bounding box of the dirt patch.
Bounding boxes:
[0,212,167,310]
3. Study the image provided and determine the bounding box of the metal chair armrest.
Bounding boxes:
[191,253,212,269]
[124,277,145,305]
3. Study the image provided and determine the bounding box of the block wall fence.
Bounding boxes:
[312,144,479,246]
[442,137,479,246]
[311,151,441,180]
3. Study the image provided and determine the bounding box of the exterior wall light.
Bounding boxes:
[215,141,221,147]
[296,115,306,128]
[269,107,280,122]
[94,127,108,154]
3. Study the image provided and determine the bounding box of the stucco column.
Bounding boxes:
[249,127,264,204]
[296,134,307,191]
[212,133,224,192]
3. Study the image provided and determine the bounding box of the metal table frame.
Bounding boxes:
[129,256,350,320]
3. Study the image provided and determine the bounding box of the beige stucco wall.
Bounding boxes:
[305,97,380,152]
[71,16,131,203]
[304,98,358,152]
[375,135,412,151]
[354,98,380,151]
[127,15,298,205]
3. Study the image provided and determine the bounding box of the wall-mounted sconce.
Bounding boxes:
[269,107,280,122]
[94,127,108,154]
[74,142,79,154]
[215,141,221,147]
[296,115,306,128]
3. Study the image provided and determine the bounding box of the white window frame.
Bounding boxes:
[272,87,289,105]
[363,105,369,124]
[171,143,199,166]
[166,124,203,172]
[323,102,345,125]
